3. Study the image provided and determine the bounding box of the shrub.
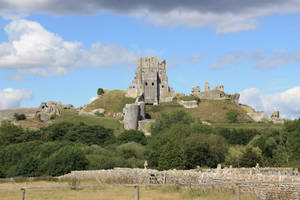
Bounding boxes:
[97,88,104,95]
[14,113,26,121]
[226,111,237,123]
[94,111,105,117]
[240,146,264,167]
[0,168,5,178]
[118,130,146,145]
[15,156,42,177]
[46,146,89,176]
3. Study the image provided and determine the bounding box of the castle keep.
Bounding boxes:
[127,56,174,104]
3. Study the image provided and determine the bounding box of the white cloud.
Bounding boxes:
[211,52,245,69]
[211,49,300,70]
[186,54,202,65]
[0,19,137,77]
[0,88,33,109]
[239,87,300,119]
[1,0,300,33]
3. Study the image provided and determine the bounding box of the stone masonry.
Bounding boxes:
[191,82,240,104]
[59,167,300,200]
[127,56,174,104]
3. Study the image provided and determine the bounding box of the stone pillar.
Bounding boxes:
[204,82,210,92]
[138,102,146,120]
[123,104,140,130]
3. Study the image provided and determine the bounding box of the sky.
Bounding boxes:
[0,0,300,119]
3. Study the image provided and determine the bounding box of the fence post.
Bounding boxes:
[135,185,139,200]
[21,188,25,200]
[236,184,240,200]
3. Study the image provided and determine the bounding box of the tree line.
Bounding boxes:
[0,110,299,178]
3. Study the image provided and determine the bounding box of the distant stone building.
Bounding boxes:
[127,56,174,104]
[191,82,240,104]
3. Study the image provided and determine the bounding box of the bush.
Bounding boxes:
[97,88,104,95]
[117,130,146,145]
[0,168,5,178]
[94,111,105,117]
[226,111,237,123]
[14,113,26,121]
[240,146,264,167]
[15,156,42,177]
[46,146,89,176]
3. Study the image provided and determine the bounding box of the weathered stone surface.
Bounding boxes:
[271,110,280,119]
[178,100,198,108]
[191,82,240,104]
[59,167,300,200]
[0,108,39,121]
[138,119,155,136]
[204,82,210,92]
[247,111,270,122]
[92,108,105,114]
[123,104,141,130]
[127,56,174,104]
[36,101,63,122]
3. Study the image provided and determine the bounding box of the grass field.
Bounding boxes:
[55,109,125,135]
[0,180,260,200]
[84,90,135,113]
[147,100,254,123]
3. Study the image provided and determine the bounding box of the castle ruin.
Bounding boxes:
[191,82,240,104]
[127,56,174,104]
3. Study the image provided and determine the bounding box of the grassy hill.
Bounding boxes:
[13,90,283,132]
[84,90,135,113]
[146,99,253,123]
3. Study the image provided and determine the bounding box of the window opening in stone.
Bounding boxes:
[161,85,164,88]
[152,82,154,86]
[145,82,148,86]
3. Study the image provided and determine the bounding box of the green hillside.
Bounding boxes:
[84,90,135,113]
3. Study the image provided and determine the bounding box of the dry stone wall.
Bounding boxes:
[0,108,39,121]
[59,167,300,200]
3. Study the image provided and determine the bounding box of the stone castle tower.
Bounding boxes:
[127,56,174,104]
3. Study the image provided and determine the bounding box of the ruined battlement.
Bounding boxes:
[127,56,174,104]
[191,82,240,104]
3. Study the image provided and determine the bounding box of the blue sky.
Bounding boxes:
[0,0,300,118]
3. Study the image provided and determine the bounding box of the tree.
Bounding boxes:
[46,146,89,176]
[0,168,5,178]
[184,135,228,168]
[15,156,42,177]
[14,113,26,121]
[158,142,186,170]
[240,146,264,167]
[117,130,146,145]
[97,88,104,95]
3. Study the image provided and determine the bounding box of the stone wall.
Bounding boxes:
[59,167,300,200]
[0,108,39,121]
[178,100,198,108]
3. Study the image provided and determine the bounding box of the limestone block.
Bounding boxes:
[178,100,198,108]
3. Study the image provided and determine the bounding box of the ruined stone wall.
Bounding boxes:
[127,56,174,104]
[0,108,39,121]
[178,100,198,108]
[59,167,300,200]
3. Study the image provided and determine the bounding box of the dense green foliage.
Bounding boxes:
[14,113,26,121]
[0,111,299,178]
[97,88,104,95]
[226,111,237,123]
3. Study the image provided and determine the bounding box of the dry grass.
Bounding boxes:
[0,181,260,200]
[146,99,253,123]
[84,90,135,113]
